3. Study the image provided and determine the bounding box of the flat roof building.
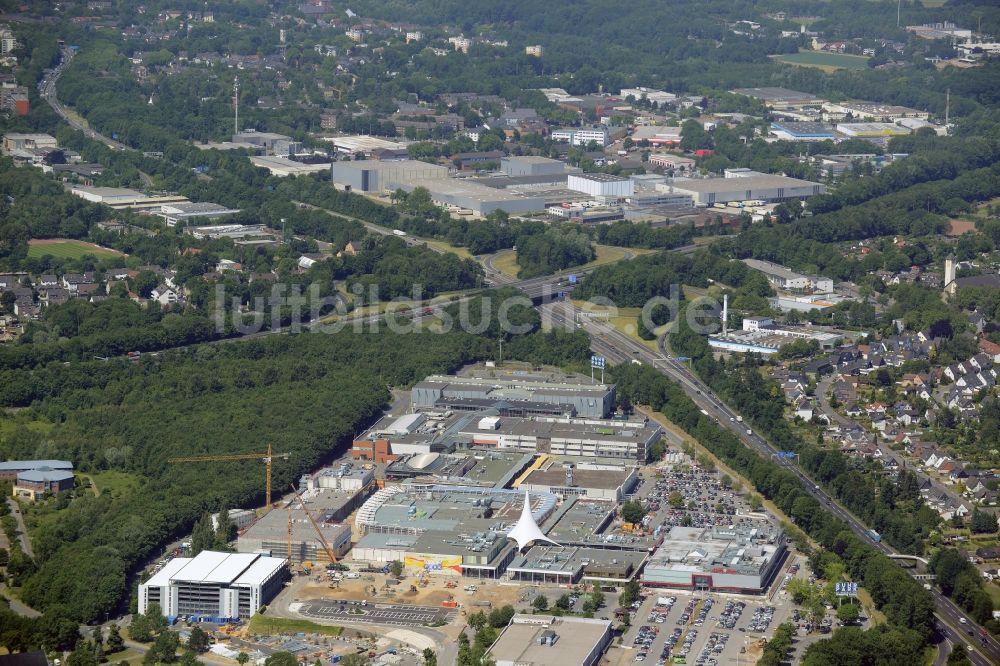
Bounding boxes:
[836,122,911,138]
[330,159,448,193]
[352,484,557,578]
[770,121,836,141]
[822,101,929,122]
[250,156,332,177]
[507,545,647,585]
[2,133,57,153]
[642,524,786,594]
[155,202,242,227]
[550,127,610,147]
[236,488,358,564]
[139,551,288,621]
[412,374,616,418]
[488,615,612,666]
[519,461,638,501]
[323,135,409,156]
[567,173,634,198]
[184,224,275,240]
[70,186,190,211]
[501,156,571,177]
[730,87,825,109]
[662,175,826,206]
[743,258,834,293]
[232,131,292,153]
[399,178,546,216]
[460,415,661,462]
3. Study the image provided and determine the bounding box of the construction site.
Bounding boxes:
[141,367,805,665]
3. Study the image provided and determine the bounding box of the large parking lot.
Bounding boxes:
[631,462,755,534]
[624,588,795,666]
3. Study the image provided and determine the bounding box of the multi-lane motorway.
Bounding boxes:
[39,46,128,151]
[538,299,1000,666]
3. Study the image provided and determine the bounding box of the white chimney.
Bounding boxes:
[722,293,729,336]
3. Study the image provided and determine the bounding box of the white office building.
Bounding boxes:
[551,127,610,147]
[138,551,287,621]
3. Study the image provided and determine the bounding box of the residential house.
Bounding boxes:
[151,284,178,306]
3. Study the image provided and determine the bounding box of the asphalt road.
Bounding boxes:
[40,46,128,151]
[538,300,999,666]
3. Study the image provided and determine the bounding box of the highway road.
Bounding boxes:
[39,46,128,151]
[538,299,999,666]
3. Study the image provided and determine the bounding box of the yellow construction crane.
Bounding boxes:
[168,444,290,511]
[290,484,338,565]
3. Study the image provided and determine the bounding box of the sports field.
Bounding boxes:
[772,49,870,72]
[27,238,126,260]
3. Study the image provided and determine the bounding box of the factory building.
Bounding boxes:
[730,87,825,109]
[411,374,616,418]
[661,174,825,206]
[249,156,332,177]
[835,123,911,138]
[139,551,288,621]
[709,318,843,355]
[330,159,449,193]
[822,101,929,122]
[399,178,546,216]
[231,131,292,154]
[769,121,836,141]
[155,202,242,227]
[742,258,834,293]
[567,173,634,198]
[323,135,410,157]
[642,524,786,594]
[489,615,612,666]
[70,186,190,211]
[500,156,571,177]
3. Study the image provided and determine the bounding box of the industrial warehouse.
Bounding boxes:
[660,172,826,206]
[139,551,288,621]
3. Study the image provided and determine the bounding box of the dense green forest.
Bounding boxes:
[0,289,590,622]
[514,226,594,278]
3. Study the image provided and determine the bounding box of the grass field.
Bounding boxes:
[27,239,125,260]
[772,49,870,72]
[89,471,141,498]
[248,614,344,636]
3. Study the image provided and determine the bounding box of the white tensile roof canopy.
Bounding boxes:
[507,490,559,551]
